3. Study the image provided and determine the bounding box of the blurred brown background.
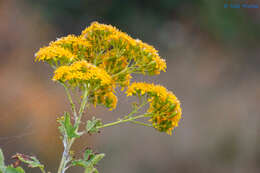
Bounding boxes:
[0,0,260,172]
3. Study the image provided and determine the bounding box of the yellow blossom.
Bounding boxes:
[35,45,75,64]
[103,92,118,110]
[80,21,167,76]
[36,21,172,113]
[126,82,182,135]
[50,35,91,55]
[53,60,113,87]
[81,21,121,37]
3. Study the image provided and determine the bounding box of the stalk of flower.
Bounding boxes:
[52,60,117,110]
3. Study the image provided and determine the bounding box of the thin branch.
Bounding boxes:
[130,120,153,127]
[60,82,78,120]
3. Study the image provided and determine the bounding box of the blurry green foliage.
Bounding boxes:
[24,0,260,49]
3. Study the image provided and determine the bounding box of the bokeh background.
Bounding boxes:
[0,0,260,172]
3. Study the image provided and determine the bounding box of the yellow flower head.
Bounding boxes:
[126,82,182,135]
[53,60,113,88]
[35,45,75,65]
[81,21,166,77]
[91,91,118,110]
[50,35,91,55]
[81,21,121,38]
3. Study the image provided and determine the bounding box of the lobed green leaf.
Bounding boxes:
[85,117,102,134]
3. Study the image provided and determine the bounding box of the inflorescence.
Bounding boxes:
[35,21,181,135]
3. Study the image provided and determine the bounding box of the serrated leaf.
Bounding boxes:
[85,117,102,134]
[15,154,44,169]
[91,153,105,166]
[5,166,25,173]
[12,153,45,173]
[64,112,80,139]
[84,165,94,173]
[83,149,93,160]
[0,149,5,172]
[71,160,89,167]
[72,148,104,173]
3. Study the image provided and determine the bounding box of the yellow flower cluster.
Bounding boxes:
[81,21,167,84]
[91,91,118,110]
[50,35,91,55]
[53,60,117,110]
[35,46,75,64]
[35,21,168,110]
[53,60,113,87]
[126,82,182,135]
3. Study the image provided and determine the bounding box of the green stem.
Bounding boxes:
[61,83,77,119]
[40,167,46,173]
[76,88,89,129]
[130,120,153,127]
[123,100,149,120]
[111,66,129,78]
[57,139,74,173]
[98,114,148,129]
[57,87,89,173]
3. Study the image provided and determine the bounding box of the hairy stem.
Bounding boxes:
[57,88,89,173]
[57,138,74,173]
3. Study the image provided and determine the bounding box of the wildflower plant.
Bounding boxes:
[0,22,182,173]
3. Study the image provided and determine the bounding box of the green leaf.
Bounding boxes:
[84,165,94,173]
[71,148,105,173]
[83,149,93,160]
[92,168,99,173]
[64,112,80,139]
[91,154,105,166]
[71,160,90,168]
[85,117,102,134]
[5,166,25,173]
[13,153,44,169]
[0,149,6,173]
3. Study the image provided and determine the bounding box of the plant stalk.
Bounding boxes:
[57,139,74,173]
[57,88,89,173]
[61,83,77,120]
[98,114,148,129]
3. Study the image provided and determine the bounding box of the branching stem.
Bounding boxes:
[61,83,77,119]
[98,114,151,129]
[57,87,89,173]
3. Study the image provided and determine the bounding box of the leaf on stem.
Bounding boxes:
[0,149,28,173]
[85,117,102,134]
[12,153,44,170]
[71,148,105,173]
[5,166,25,173]
[58,112,81,139]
